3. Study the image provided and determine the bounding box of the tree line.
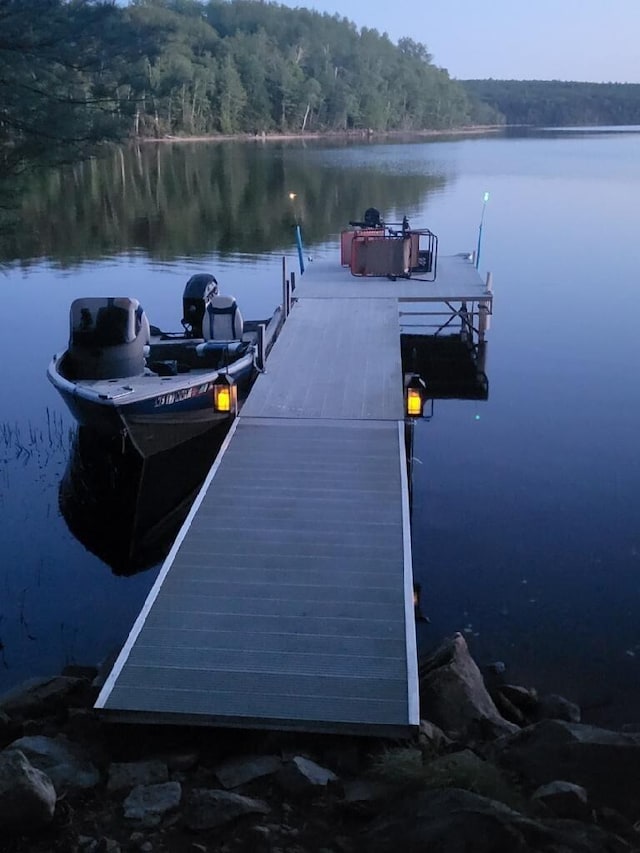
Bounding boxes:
[1,0,488,178]
[461,79,640,127]
[4,0,637,189]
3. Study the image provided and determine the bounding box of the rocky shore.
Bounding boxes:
[2,633,639,853]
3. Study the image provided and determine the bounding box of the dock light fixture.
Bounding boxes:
[213,373,237,415]
[405,373,427,418]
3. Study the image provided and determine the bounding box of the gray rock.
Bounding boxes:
[531,780,591,820]
[184,788,270,831]
[61,664,99,682]
[501,684,539,712]
[160,750,200,772]
[107,760,169,793]
[276,756,338,796]
[123,781,182,826]
[595,806,640,845]
[365,787,633,852]
[0,710,13,747]
[5,734,101,793]
[419,633,519,739]
[342,778,396,812]
[0,676,87,718]
[0,749,57,831]
[494,719,640,817]
[418,719,453,755]
[493,688,527,726]
[95,839,121,853]
[214,754,282,789]
[536,693,582,723]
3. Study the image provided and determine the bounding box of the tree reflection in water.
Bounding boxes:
[1,139,449,264]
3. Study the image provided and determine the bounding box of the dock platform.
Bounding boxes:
[96,242,491,736]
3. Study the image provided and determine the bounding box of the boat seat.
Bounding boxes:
[68,297,151,379]
[202,295,243,342]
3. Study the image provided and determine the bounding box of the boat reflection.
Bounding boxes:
[59,423,228,575]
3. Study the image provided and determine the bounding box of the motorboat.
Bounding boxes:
[47,273,281,456]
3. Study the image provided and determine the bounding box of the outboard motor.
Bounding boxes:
[182,273,219,338]
[67,297,150,379]
[348,207,383,229]
[363,207,382,228]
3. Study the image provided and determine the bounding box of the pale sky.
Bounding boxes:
[277,0,640,83]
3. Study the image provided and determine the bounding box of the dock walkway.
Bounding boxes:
[96,246,491,736]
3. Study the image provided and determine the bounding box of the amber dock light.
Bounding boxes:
[213,373,237,414]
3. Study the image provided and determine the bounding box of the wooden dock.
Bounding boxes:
[95,243,491,736]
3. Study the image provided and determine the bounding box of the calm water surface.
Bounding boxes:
[1,130,639,724]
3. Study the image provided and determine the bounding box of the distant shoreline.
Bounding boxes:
[135,125,505,145]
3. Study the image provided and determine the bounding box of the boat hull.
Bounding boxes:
[48,353,255,457]
[47,295,282,456]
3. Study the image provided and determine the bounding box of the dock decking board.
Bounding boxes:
[294,252,491,303]
[95,250,488,736]
[241,297,404,420]
[97,418,418,735]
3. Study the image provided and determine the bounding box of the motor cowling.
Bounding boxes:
[182,273,219,338]
[67,297,150,379]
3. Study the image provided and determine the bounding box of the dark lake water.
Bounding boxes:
[2,129,639,725]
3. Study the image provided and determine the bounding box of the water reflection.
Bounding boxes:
[2,141,449,263]
[59,423,228,576]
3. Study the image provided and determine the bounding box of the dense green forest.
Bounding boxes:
[4,0,639,192]
[462,79,640,127]
[0,0,484,177]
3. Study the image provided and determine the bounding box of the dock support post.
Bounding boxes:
[282,257,290,321]
[256,323,266,371]
[460,301,469,341]
[478,271,493,341]
[285,279,292,317]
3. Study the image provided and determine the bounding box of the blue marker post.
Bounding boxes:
[289,192,305,275]
[475,191,490,270]
[295,224,305,275]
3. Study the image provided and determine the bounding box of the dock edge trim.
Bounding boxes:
[398,420,420,726]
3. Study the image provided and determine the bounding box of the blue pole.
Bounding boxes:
[295,224,305,275]
[475,191,490,269]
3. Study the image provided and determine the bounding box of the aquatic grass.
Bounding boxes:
[369,746,526,811]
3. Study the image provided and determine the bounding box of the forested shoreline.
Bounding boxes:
[2,0,640,185]
[462,79,640,127]
[0,0,487,179]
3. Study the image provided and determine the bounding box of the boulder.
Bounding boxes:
[275,756,338,796]
[494,719,640,816]
[531,780,591,820]
[418,719,453,757]
[214,754,282,789]
[364,787,633,853]
[183,789,269,831]
[0,749,57,831]
[123,781,182,827]
[107,760,169,793]
[501,684,539,713]
[4,734,101,793]
[419,633,519,739]
[0,676,89,718]
[341,778,397,814]
[535,693,581,723]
